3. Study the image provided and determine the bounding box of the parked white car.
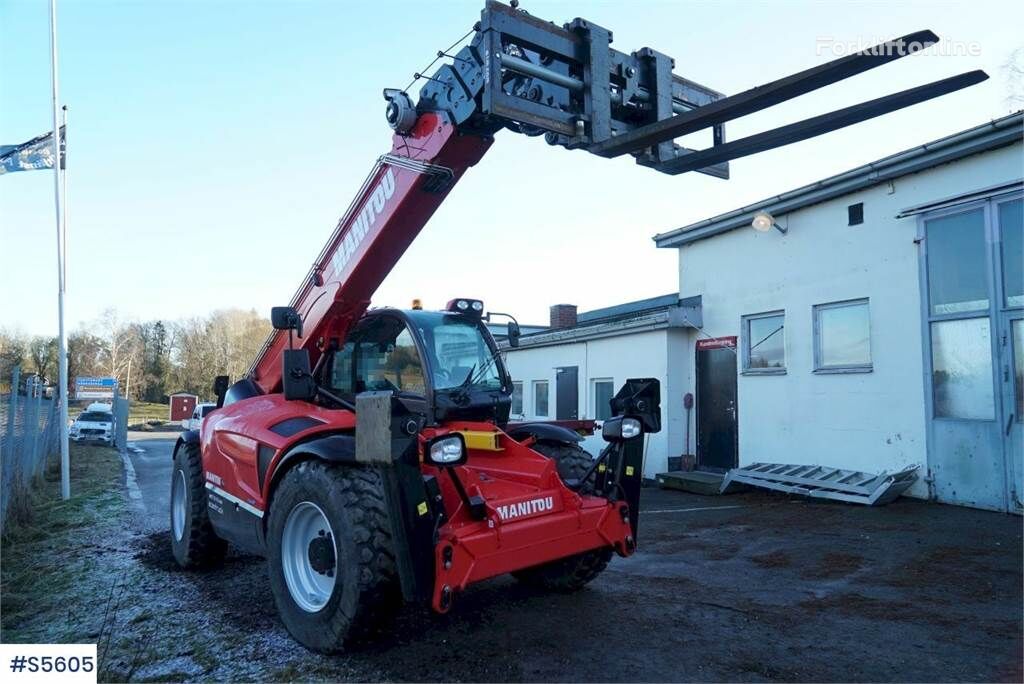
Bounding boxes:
[69,406,115,445]
[185,402,217,431]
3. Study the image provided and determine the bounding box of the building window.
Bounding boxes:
[814,299,872,372]
[511,381,523,415]
[592,379,614,420]
[999,198,1023,308]
[742,311,785,373]
[848,202,864,226]
[931,317,995,420]
[926,207,988,315]
[533,380,549,417]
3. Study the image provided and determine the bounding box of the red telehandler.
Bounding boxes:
[169,0,985,651]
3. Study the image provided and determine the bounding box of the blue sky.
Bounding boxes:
[2,0,1021,336]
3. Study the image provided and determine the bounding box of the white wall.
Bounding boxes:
[504,329,684,478]
[677,144,1021,498]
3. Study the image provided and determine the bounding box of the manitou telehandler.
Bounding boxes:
[169,0,985,651]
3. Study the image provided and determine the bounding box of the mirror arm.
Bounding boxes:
[316,385,355,411]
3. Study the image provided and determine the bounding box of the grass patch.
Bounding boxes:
[127,401,169,426]
[0,444,126,637]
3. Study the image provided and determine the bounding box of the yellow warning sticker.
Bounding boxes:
[417,501,428,516]
[626,466,635,476]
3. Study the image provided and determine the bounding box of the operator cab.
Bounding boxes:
[319,299,513,425]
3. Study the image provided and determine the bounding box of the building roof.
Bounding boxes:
[504,294,702,350]
[653,111,1023,248]
[577,293,682,324]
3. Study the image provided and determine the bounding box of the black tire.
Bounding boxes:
[266,460,400,653]
[514,441,610,591]
[533,441,597,494]
[512,547,613,592]
[170,442,227,568]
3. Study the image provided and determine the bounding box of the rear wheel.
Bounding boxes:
[170,442,227,568]
[266,461,400,653]
[514,441,611,591]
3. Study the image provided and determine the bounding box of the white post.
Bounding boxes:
[49,0,70,500]
[125,356,132,401]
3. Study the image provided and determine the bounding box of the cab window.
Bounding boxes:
[330,318,426,397]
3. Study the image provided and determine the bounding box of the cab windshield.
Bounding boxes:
[410,312,503,392]
[328,313,503,398]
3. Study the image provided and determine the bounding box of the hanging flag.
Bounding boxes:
[0,126,66,175]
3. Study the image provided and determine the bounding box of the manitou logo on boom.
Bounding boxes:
[330,168,396,278]
[495,496,554,522]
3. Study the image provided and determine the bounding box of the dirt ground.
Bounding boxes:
[2,445,1021,682]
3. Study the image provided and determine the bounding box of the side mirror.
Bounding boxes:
[271,306,303,337]
[213,375,229,409]
[282,349,317,401]
[507,321,521,348]
[601,416,642,443]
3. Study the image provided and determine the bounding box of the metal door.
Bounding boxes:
[555,366,578,420]
[1002,314,1023,511]
[696,337,738,471]
[921,192,1022,512]
[997,194,1023,512]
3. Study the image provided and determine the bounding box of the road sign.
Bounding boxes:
[75,376,116,400]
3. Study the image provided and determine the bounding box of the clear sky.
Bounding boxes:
[2,0,1021,336]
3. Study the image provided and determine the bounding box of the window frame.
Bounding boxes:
[511,381,524,416]
[812,298,873,374]
[918,198,1002,423]
[532,380,549,418]
[741,310,786,375]
[591,377,614,421]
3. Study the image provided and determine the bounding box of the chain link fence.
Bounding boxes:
[0,366,63,531]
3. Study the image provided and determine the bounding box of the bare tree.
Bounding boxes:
[0,328,28,389]
[1003,47,1024,109]
[27,336,58,384]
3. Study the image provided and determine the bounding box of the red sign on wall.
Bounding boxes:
[696,336,737,350]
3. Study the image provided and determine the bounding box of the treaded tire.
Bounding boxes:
[513,441,610,591]
[170,442,227,568]
[513,547,613,592]
[266,461,400,653]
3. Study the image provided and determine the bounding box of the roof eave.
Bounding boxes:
[653,112,1024,249]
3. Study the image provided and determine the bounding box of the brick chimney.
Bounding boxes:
[549,304,578,329]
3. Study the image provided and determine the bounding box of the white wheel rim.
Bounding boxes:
[281,501,337,613]
[172,469,187,541]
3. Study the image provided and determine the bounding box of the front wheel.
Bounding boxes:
[170,442,227,568]
[266,461,400,653]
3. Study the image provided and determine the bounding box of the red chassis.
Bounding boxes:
[200,394,633,614]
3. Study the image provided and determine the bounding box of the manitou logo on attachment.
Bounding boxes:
[330,168,396,277]
[496,496,554,522]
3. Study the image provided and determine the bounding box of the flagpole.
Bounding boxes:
[49,0,70,500]
[61,105,68,289]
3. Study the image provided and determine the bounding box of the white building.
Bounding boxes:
[507,112,1022,512]
[503,296,701,476]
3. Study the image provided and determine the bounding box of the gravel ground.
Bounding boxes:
[2,436,1021,682]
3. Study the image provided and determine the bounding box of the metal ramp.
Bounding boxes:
[720,463,919,506]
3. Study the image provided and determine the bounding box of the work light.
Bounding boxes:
[428,435,466,465]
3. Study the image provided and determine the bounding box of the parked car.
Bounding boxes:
[69,406,115,445]
[184,402,217,431]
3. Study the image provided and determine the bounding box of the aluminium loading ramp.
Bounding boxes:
[719,463,919,506]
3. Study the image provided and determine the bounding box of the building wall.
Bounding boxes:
[677,145,1021,498]
[504,329,684,477]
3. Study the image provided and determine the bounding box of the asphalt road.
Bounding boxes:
[114,433,1022,682]
[125,431,178,533]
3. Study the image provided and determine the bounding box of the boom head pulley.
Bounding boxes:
[393,0,987,179]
